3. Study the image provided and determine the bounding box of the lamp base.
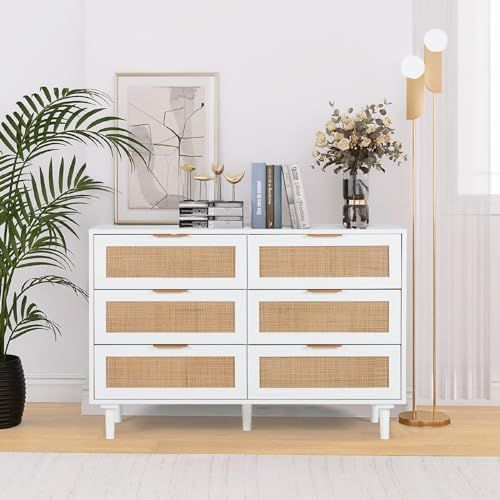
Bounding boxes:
[399,409,451,427]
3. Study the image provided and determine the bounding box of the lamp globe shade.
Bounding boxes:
[424,29,448,52]
[401,56,425,79]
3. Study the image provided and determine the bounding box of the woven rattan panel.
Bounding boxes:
[106,301,235,333]
[106,246,235,278]
[259,301,389,333]
[260,356,389,388]
[106,357,235,388]
[259,246,389,278]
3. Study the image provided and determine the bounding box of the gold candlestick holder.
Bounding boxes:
[212,163,224,201]
[181,164,196,200]
[223,171,245,201]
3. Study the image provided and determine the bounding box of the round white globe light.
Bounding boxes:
[401,56,425,79]
[424,29,448,52]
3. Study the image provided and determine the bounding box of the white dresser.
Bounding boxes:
[89,225,406,440]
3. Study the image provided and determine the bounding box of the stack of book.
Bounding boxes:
[251,163,310,229]
[179,201,244,228]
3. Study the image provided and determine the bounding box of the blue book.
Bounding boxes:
[251,163,266,228]
[273,165,282,228]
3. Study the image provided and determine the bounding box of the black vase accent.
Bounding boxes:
[0,355,26,429]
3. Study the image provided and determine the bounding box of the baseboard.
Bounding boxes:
[26,374,86,403]
[491,380,500,402]
[28,379,500,410]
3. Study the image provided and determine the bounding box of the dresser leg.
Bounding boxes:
[103,405,118,440]
[242,404,252,431]
[114,405,122,424]
[378,406,393,440]
[370,405,379,424]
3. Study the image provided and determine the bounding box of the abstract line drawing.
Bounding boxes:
[127,86,206,209]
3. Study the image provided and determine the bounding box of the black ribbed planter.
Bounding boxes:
[0,355,26,429]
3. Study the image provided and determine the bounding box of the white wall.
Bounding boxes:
[3,0,415,401]
[0,0,86,399]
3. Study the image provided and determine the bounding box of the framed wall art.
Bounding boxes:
[114,72,218,223]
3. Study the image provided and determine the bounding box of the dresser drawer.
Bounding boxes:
[248,234,401,289]
[94,345,246,400]
[94,290,246,344]
[94,234,246,289]
[248,290,401,344]
[248,345,401,400]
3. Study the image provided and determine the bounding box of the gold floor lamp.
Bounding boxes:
[399,29,451,427]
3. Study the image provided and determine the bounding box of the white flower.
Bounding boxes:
[335,132,344,141]
[383,116,392,127]
[338,138,350,151]
[343,118,355,130]
[312,150,320,158]
[315,132,328,147]
[326,120,336,133]
[361,137,371,147]
[333,141,339,148]
[377,134,390,144]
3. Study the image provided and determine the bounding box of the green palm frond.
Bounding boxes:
[0,87,147,361]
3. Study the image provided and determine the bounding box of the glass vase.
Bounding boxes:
[342,170,369,229]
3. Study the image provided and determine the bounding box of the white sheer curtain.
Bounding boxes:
[413,0,492,402]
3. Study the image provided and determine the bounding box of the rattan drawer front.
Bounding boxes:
[248,234,402,289]
[107,301,234,332]
[106,357,235,388]
[94,290,246,344]
[260,246,388,278]
[248,345,401,400]
[94,345,247,400]
[106,246,234,278]
[260,302,388,332]
[248,290,401,344]
[260,357,388,388]
[94,235,246,289]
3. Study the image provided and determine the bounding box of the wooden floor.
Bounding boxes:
[1,404,499,456]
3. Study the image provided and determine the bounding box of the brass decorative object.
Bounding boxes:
[212,163,224,200]
[399,30,451,428]
[181,164,196,200]
[223,171,245,201]
[194,175,214,200]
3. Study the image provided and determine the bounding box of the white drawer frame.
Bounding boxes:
[94,345,247,400]
[248,234,402,289]
[94,290,247,345]
[248,345,401,400]
[94,234,247,289]
[248,289,401,344]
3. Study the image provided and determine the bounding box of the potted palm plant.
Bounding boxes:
[0,87,143,428]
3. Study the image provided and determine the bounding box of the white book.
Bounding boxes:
[282,165,298,229]
[288,164,310,229]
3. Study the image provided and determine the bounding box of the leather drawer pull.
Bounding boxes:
[152,289,188,293]
[306,344,343,349]
[306,234,342,237]
[306,289,342,293]
[153,344,189,349]
[152,233,189,238]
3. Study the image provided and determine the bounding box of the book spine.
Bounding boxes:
[266,164,274,228]
[208,220,244,229]
[208,207,244,217]
[179,220,208,228]
[282,165,298,229]
[273,165,282,229]
[251,163,266,228]
[289,164,310,229]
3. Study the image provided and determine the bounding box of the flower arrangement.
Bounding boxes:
[312,100,407,174]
